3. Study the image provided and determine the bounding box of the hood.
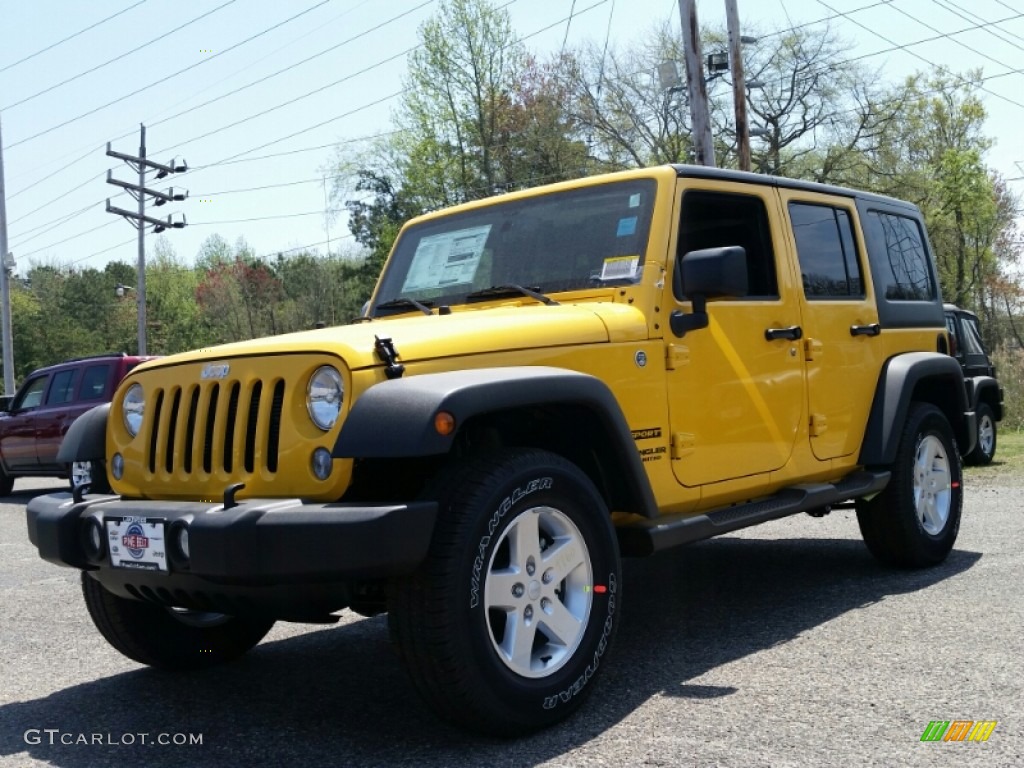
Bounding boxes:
[152,302,649,371]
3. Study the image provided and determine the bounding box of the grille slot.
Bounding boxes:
[145,376,284,477]
[224,383,240,473]
[244,382,262,473]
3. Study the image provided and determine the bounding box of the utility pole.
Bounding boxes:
[725,0,752,172]
[106,124,187,356]
[0,115,15,395]
[678,0,716,167]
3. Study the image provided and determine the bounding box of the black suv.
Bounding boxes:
[0,353,155,494]
[945,305,1003,464]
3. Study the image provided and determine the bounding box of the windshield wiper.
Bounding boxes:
[465,284,559,306]
[374,297,434,316]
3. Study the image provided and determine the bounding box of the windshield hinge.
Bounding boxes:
[374,336,406,379]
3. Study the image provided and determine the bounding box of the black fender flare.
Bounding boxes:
[965,376,1003,422]
[859,353,974,466]
[334,366,658,518]
[56,404,109,464]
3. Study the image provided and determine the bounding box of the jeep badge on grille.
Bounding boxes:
[200,363,229,379]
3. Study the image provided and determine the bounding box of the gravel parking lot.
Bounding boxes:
[1,472,1021,768]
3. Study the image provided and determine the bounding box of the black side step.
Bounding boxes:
[617,470,890,557]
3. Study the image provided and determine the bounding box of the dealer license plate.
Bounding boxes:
[106,517,168,572]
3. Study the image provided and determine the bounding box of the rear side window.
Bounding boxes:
[867,211,935,301]
[677,190,778,298]
[46,370,78,405]
[79,365,110,401]
[788,203,863,298]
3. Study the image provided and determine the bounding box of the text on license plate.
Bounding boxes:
[106,517,168,572]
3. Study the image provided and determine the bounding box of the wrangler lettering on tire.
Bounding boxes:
[388,449,621,736]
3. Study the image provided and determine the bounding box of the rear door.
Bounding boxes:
[779,190,881,461]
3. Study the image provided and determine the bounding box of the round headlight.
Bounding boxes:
[307,366,344,430]
[122,383,145,437]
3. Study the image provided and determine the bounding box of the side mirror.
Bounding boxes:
[0,396,10,413]
[670,246,748,337]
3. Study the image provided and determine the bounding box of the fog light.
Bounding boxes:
[311,447,333,480]
[111,453,125,480]
[83,517,105,560]
[177,527,190,561]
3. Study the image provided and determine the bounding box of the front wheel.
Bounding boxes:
[82,573,274,670]
[69,460,111,494]
[856,403,962,567]
[389,449,621,736]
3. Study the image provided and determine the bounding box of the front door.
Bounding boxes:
[666,183,805,487]
[0,375,50,472]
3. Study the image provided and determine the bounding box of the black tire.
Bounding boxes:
[965,403,997,465]
[0,467,13,496]
[856,403,962,568]
[81,572,274,670]
[68,460,112,495]
[389,448,621,736]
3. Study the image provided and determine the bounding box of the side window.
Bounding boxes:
[677,190,778,299]
[867,211,935,301]
[45,370,78,405]
[961,316,986,356]
[79,365,111,401]
[788,202,863,298]
[13,376,48,411]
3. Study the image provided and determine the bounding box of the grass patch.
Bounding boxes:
[964,428,1024,483]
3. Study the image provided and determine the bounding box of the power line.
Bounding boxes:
[0,0,239,113]
[147,0,436,133]
[3,0,330,150]
[882,1,1023,81]
[0,1,148,75]
[931,0,1024,55]
[17,220,121,260]
[816,0,1024,111]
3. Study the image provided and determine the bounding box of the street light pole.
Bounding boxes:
[136,125,147,355]
[725,0,752,171]
[0,115,15,394]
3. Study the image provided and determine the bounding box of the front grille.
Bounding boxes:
[146,378,285,476]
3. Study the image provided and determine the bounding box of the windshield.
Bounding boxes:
[372,179,657,313]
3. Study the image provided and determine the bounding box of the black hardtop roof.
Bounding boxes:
[670,164,920,212]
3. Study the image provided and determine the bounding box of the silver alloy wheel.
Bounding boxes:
[484,505,593,678]
[167,607,231,628]
[71,461,93,489]
[914,434,952,535]
[978,414,995,456]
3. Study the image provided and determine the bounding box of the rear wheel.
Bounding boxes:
[856,403,962,567]
[82,573,274,670]
[0,467,13,496]
[965,403,997,465]
[389,449,621,736]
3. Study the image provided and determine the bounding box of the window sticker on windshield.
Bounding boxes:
[401,225,492,292]
[600,255,640,281]
[616,216,638,237]
[629,193,641,208]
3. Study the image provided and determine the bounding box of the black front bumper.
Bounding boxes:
[26,493,438,586]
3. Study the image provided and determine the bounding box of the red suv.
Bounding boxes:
[0,354,155,494]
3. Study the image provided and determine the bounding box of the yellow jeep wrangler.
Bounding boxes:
[28,165,973,735]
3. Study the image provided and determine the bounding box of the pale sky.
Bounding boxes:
[1,0,1021,274]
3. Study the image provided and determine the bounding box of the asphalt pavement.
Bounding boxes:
[1,475,1021,768]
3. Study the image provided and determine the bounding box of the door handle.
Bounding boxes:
[850,323,881,337]
[764,325,803,341]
